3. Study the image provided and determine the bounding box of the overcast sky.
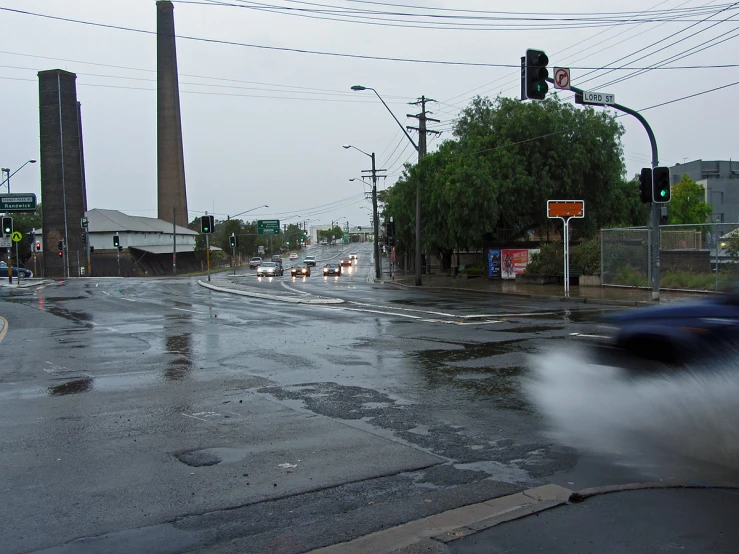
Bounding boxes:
[1,0,737,229]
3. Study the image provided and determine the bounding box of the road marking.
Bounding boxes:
[172,307,204,314]
[281,281,312,295]
[0,316,7,343]
[323,305,423,319]
[181,413,208,422]
[101,290,110,296]
[348,301,457,318]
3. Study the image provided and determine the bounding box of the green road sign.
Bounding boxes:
[0,193,37,212]
[257,219,280,235]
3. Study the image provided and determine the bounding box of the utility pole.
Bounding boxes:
[360,154,386,280]
[205,210,211,282]
[408,96,440,286]
[172,206,177,276]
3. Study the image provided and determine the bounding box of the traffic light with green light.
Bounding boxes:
[113,234,120,247]
[229,234,237,248]
[200,215,214,234]
[525,49,549,100]
[652,167,671,203]
[2,216,12,235]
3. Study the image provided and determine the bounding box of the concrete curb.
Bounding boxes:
[307,480,739,554]
[381,280,650,308]
[306,484,573,554]
[197,280,344,305]
[0,279,49,289]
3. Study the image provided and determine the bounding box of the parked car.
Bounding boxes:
[291,263,311,277]
[323,263,342,276]
[249,257,263,269]
[597,294,739,364]
[0,262,32,278]
[304,255,317,267]
[256,262,283,277]
[289,253,299,261]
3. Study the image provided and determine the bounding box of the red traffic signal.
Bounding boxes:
[35,241,41,252]
[58,251,63,258]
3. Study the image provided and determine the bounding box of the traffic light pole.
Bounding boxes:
[557,79,661,300]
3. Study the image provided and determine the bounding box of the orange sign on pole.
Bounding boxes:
[547,200,584,219]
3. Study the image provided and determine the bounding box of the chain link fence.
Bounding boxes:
[601,223,739,292]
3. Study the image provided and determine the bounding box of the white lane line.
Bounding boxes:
[172,307,204,314]
[281,281,312,296]
[101,291,110,296]
[181,413,208,422]
[322,306,423,319]
[347,301,458,318]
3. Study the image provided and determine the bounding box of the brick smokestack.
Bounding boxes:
[157,0,188,227]
[38,69,88,278]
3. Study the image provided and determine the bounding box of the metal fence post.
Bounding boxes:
[600,229,604,286]
[647,227,652,288]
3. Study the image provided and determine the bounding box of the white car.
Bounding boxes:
[289,253,299,260]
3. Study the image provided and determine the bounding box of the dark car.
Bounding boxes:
[598,295,739,364]
[271,255,282,266]
[0,262,32,278]
[291,263,311,277]
[323,263,341,276]
[339,257,352,267]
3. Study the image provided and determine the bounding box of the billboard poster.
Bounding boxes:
[488,249,501,278]
[501,249,529,279]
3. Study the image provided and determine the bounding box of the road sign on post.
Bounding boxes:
[257,220,280,235]
[0,194,37,212]
[547,200,585,296]
[553,67,570,89]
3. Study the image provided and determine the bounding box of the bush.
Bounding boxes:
[526,242,563,275]
[461,263,484,276]
[612,266,648,287]
[571,238,601,275]
[660,271,716,291]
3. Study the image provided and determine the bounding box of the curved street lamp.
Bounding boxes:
[343,144,381,279]
[228,204,269,220]
[1,159,37,193]
[352,84,423,285]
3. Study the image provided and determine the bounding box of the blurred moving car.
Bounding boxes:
[304,255,317,267]
[598,295,739,364]
[339,257,352,267]
[349,253,358,263]
[249,257,263,269]
[257,262,283,277]
[0,262,32,278]
[323,263,341,276]
[291,263,311,277]
[289,253,299,261]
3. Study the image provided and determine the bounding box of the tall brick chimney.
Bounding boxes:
[157,0,188,228]
[38,69,88,279]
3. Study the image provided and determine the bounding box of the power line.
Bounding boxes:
[4,7,739,69]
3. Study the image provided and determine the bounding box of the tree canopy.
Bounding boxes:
[667,174,712,224]
[382,95,635,263]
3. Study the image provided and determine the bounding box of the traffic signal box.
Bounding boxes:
[201,215,215,234]
[525,49,549,100]
[2,216,12,235]
[652,167,671,203]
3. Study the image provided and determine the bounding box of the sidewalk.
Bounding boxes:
[380,273,709,307]
[309,482,739,554]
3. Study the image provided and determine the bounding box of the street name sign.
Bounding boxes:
[0,193,37,212]
[257,219,280,235]
[581,91,615,105]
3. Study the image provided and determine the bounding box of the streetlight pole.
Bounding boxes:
[343,145,381,280]
[1,160,36,281]
[351,85,427,285]
[227,204,269,220]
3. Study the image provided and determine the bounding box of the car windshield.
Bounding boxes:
[251,258,262,261]
[261,262,276,267]
[326,264,338,268]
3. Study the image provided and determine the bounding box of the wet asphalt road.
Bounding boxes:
[1,244,651,553]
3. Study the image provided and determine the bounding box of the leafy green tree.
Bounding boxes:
[318,226,344,241]
[667,174,712,224]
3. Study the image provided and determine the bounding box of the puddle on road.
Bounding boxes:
[47,306,94,326]
[48,377,93,396]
